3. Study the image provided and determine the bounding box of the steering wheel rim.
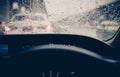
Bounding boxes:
[12,44,118,63]
[0,44,119,77]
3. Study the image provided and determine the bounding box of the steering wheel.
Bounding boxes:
[0,44,119,77]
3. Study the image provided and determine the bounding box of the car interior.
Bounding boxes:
[0,0,120,77]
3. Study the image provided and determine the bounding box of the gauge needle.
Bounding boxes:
[50,71,52,77]
[42,71,60,77]
[56,72,60,77]
[42,73,46,77]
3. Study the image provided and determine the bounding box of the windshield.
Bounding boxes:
[0,0,120,40]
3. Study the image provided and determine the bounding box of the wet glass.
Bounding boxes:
[0,0,120,41]
[13,16,25,21]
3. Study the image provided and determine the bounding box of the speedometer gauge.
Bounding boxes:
[42,71,60,77]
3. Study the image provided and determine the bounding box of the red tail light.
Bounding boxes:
[45,25,50,30]
[37,25,50,30]
[4,26,11,31]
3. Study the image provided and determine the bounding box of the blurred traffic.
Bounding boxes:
[1,13,52,34]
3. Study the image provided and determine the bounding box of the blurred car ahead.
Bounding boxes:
[2,13,53,34]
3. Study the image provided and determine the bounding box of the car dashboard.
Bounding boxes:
[0,34,119,59]
[0,34,120,77]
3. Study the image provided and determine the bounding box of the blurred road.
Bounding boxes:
[52,23,97,38]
